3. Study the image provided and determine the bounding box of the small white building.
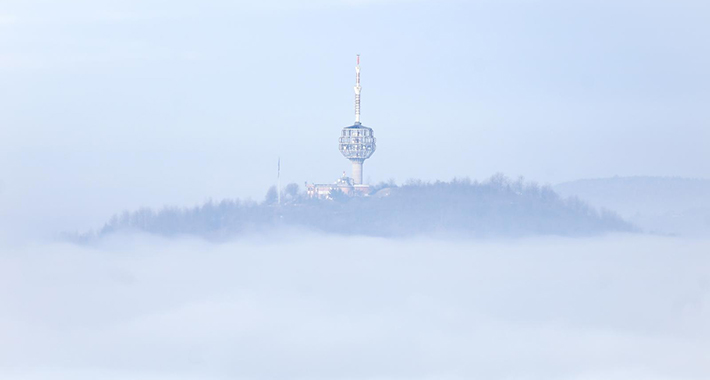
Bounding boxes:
[307,172,371,199]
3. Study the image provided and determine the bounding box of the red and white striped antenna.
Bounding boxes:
[354,54,361,124]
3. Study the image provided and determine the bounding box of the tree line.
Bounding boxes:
[78,174,634,241]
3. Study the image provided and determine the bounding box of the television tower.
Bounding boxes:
[338,55,376,185]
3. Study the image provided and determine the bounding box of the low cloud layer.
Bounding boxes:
[1,234,708,379]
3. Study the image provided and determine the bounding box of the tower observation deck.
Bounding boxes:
[338,55,376,185]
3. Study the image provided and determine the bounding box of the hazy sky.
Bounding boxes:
[1,0,709,236]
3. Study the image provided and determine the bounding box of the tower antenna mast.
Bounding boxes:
[354,54,361,124]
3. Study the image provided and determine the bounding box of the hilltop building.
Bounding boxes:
[306,172,372,199]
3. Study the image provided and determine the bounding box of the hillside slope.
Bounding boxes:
[555,177,710,237]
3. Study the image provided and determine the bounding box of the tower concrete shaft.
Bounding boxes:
[351,159,364,185]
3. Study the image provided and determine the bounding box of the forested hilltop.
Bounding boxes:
[83,175,634,241]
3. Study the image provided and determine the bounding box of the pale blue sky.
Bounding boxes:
[1,0,709,236]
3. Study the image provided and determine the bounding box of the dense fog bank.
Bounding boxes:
[82,176,633,241]
[0,234,708,380]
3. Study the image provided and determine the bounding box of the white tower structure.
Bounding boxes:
[338,55,376,185]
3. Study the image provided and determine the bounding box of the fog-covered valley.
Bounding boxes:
[3,175,710,380]
[1,234,709,380]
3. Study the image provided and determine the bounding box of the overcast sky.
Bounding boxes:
[1,0,709,237]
